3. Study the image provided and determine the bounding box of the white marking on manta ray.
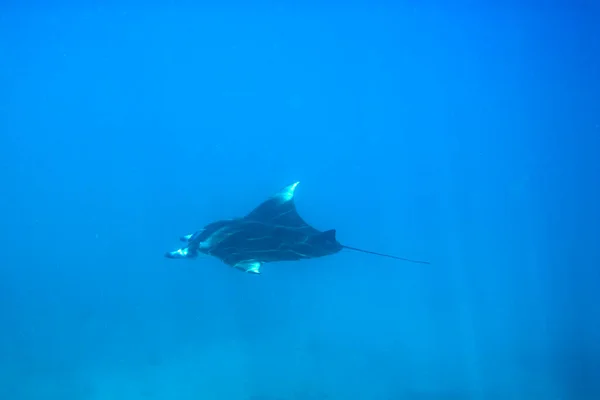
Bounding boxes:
[275,181,299,202]
[173,248,189,257]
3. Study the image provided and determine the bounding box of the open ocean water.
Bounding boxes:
[0,2,599,400]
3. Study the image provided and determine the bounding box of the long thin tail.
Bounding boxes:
[342,245,430,265]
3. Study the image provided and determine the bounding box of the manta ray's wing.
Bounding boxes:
[243,182,321,235]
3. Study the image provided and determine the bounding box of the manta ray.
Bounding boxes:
[165,182,429,274]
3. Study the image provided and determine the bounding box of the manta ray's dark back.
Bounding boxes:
[243,183,321,236]
[165,182,430,273]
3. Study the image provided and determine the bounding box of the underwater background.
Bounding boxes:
[1,2,599,400]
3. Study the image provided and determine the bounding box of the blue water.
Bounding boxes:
[1,3,599,399]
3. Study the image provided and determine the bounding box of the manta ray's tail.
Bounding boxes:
[342,245,430,265]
